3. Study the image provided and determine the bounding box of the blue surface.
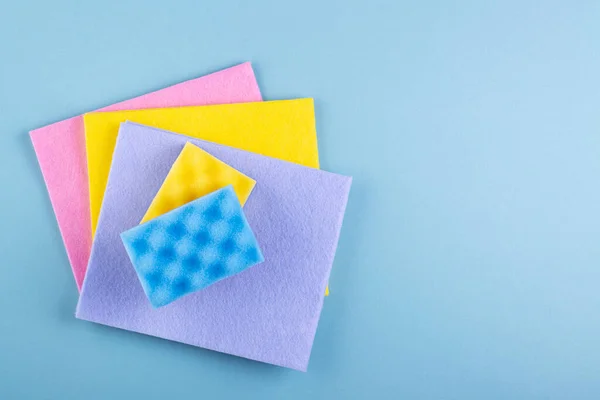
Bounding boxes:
[121,185,264,308]
[1,1,600,398]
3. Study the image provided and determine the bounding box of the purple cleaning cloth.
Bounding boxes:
[76,122,352,371]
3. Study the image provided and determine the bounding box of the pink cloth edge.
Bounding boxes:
[29,62,262,290]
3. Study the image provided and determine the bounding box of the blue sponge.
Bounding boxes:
[121,185,264,308]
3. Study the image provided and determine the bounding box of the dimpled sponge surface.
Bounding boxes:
[121,185,264,308]
[141,142,256,224]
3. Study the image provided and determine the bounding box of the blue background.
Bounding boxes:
[1,1,599,398]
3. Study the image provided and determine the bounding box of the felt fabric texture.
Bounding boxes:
[84,98,319,238]
[122,185,264,308]
[29,63,261,290]
[141,143,256,224]
[77,122,351,371]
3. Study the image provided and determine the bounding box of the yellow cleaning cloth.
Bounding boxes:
[84,99,319,237]
[141,142,256,224]
[85,98,329,295]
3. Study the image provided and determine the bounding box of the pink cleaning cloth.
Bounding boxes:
[30,63,262,290]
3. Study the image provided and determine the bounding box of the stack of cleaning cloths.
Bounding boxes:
[30,62,352,371]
